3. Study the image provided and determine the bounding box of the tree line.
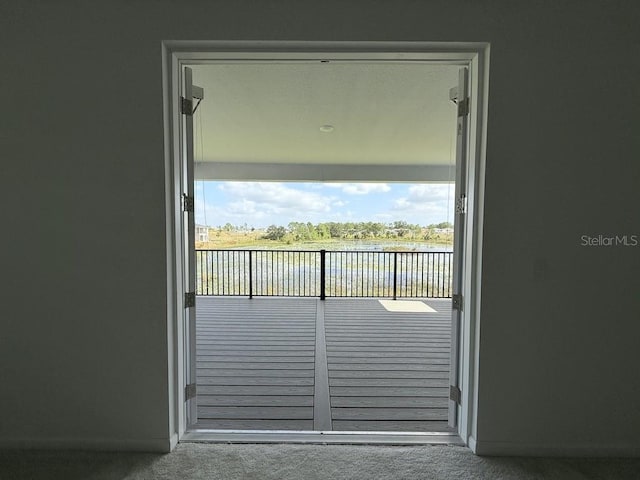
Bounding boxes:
[260,221,453,242]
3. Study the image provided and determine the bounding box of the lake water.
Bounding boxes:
[234,241,453,252]
[197,247,454,297]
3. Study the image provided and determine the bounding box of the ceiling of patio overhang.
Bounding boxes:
[191,63,459,181]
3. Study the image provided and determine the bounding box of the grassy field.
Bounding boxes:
[196,229,453,250]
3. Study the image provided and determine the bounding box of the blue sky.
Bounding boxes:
[195,181,455,229]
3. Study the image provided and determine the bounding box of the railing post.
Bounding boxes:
[248,250,253,299]
[393,252,398,300]
[320,250,326,300]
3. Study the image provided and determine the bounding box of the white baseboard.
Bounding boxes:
[473,439,640,457]
[169,432,179,451]
[0,436,172,453]
[467,435,477,453]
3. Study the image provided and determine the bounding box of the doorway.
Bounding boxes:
[192,181,456,433]
[162,41,488,446]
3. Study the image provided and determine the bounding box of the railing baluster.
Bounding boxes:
[258,251,262,295]
[217,251,219,295]
[430,252,435,298]
[393,252,398,300]
[320,249,326,300]
[361,252,365,297]
[439,252,443,298]
[248,250,253,299]
[415,253,419,297]
[225,251,228,295]
[418,253,423,297]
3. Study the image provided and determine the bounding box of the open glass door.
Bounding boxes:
[448,67,469,428]
[181,66,204,427]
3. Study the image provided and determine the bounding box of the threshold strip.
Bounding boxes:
[181,430,464,446]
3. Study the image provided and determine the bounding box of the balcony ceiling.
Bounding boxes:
[191,63,459,167]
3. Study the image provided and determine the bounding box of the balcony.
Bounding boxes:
[194,249,454,432]
[196,298,453,432]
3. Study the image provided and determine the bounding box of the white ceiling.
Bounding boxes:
[191,63,459,167]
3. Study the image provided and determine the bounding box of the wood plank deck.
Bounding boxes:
[325,299,451,432]
[195,296,453,432]
[196,298,316,430]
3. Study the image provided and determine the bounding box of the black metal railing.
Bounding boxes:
[196,249,453,299]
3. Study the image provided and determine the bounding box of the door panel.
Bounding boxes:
[183,66,198,425]
[448,67,469,427]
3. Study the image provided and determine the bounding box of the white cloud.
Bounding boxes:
[195,181,456,228]
[406,184,453,201]
[325,183,391,195]
[391,184,455,221]
[220,182,331,214]
[226,199,258,215]
[198,182,336,226]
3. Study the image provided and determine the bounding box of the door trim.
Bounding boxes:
[161,40,489,451]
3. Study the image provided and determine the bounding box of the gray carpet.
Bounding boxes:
[1,443,640,479]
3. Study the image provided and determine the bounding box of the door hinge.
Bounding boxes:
[181,96,193,116]
[452,293,463,311]
[184,292,196,308]
[456,194,467,215]
[185,383,197,400]
[457,97,469,117]
[450,385,462,405]
[182,194,194,213]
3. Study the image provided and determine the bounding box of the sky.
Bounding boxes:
[195,181,455,229]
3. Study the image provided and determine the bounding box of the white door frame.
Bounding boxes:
[162,40,489,450]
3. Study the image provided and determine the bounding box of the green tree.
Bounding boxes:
[316,223,330,239]
[263,225,287,241]
[288,222,306,241]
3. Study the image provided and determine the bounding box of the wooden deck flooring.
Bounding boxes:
[195,297,453,432]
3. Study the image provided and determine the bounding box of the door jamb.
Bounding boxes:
[161,40,489,451]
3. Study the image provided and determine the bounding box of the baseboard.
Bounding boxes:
[169,432,179,451]
[467,435,477,454]
[0,436,173,453]
[473,439,640,457]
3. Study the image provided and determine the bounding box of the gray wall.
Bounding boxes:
[1,0,638,454]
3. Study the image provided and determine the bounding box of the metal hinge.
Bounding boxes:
[450,385,462,405]
[452,293,463,311]
[457,97,469,117]
[184,292,196,308]
[182,194,194,213]
[456,194,467,215]
[185,383,197,400]
[181,96,193,116]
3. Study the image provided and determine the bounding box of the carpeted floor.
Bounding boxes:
[1,443,640,479]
